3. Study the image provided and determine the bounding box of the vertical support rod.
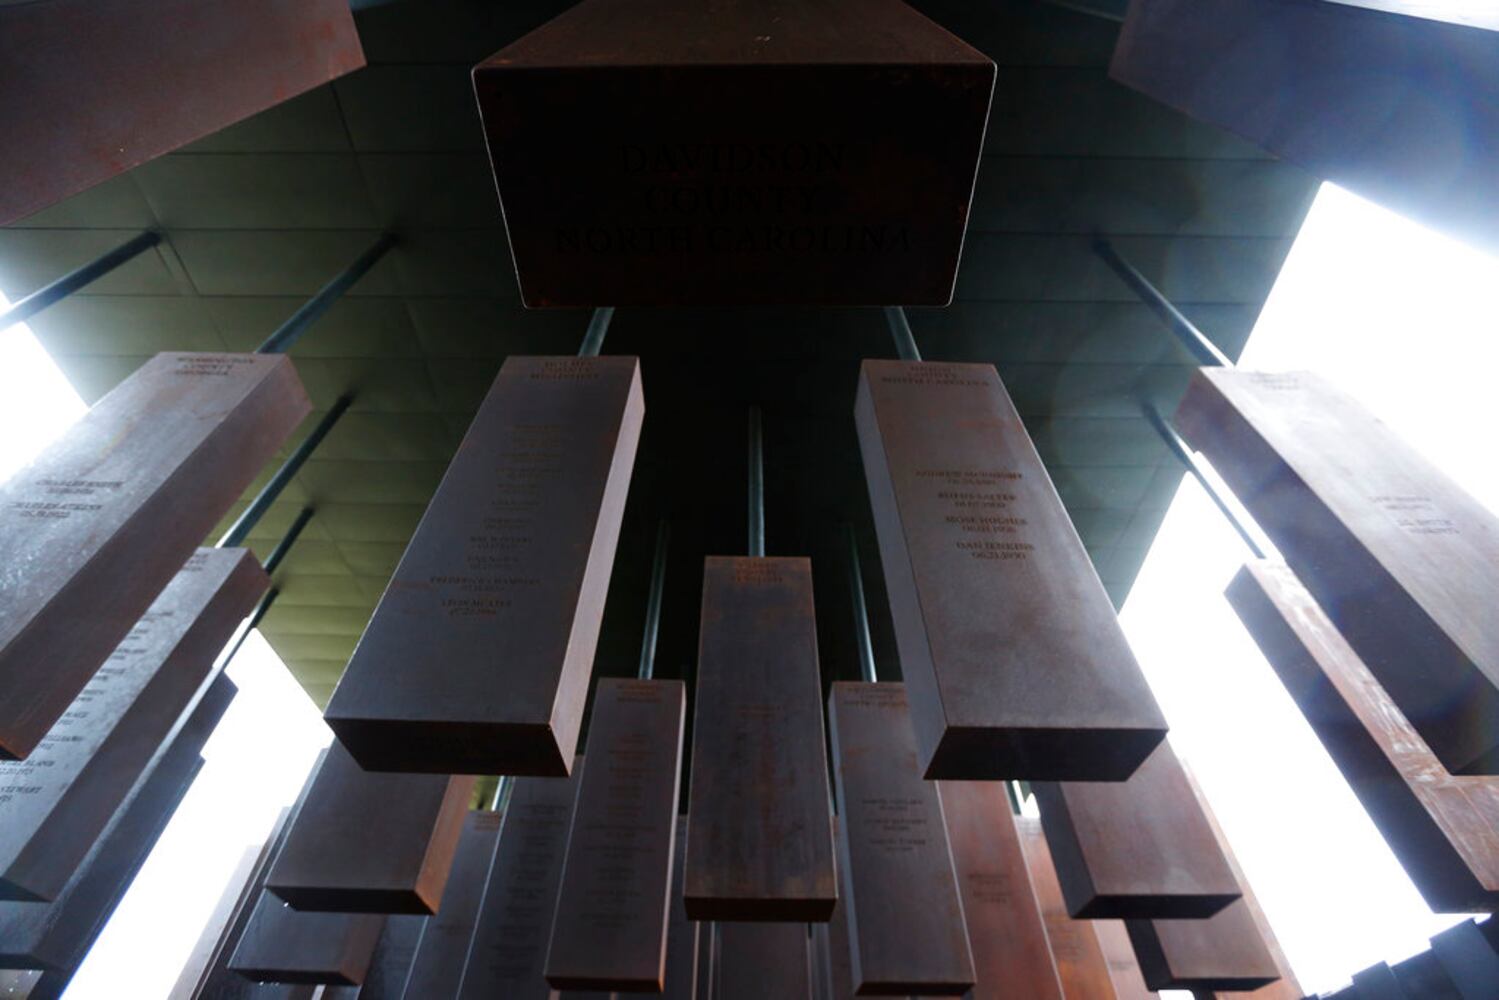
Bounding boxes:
[217,588,279,671]
[638,520,670,681]
[261,507,315,576]
[577,307,615,357]
[490,775,513,813]
[1092,237,1232,368]
[216,495,315,670]
[883,307,923,363]
[256,233,397,354]
[217,394,353,548]
[845,524,879,684]
[1,231,162,331]
[1143,401,1266,558]
[747,407,765,557]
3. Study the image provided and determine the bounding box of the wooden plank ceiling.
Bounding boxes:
[0,0,1317,710]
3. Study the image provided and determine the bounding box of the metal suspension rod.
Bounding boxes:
[747,406,765,557]
[883,306,923,362]
[262,507,315,576]
[217,394,352,548]
[490,775,513,812]
[216,504,314,668]
[1143,401,1266,558]
[638,520,670,681]
[577,307,616,357]
[256,233,397,354]
[1092,237,1233,369]
[217,587,279,670]
[1,231,161,331]
[845,524,878,683]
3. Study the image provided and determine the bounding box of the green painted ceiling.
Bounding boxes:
[0,0,1317,712]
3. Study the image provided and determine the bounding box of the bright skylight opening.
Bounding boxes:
[1121,182,1499,995]
[0,299,331,999]
[4,179,1498,997]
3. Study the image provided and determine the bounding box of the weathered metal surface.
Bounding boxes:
[228,894,384,986]
[352,915,427,1000]
[266,740,476,914]
[0,352,309,761]
[819,821,857,999]
[716,922,813,1000]
[1015,814,1118,1000]
[1176,368,1499,775]
[0,671,234,973]
[546,679,685,991]
[686,556,835,921]
[663,817,700,998]
[1352,962,1412,1000]
[193,756,322,999]
[1126,901,1280,992]
[855,359,1167,779]
[0,548,263,902]
[456,766,583,999]
[1033,740,1240,919]
[0,0,364,225]
[326,356,644,775]
[938,780,1064,1000]
[694,916,714,1000]
[397,810,503,998]
[170,844,263,1000]
[1430,920,1499,1000]
[827,682,974,995]
[1110,0,1499,256]
[472,0,994,307]
[1229,558,1499,912]
[1091,920,1155,1000]
[1185,755,1303,1000]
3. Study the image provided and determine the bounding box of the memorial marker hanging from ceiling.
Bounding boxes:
[325,355,643,775]
[1092,919,1156,1000]
[1124,753,1285,994]
[346,915,426,1000]
[817,820,857,1000]
[685,556,836,921]
[661,817,700,999]
[195,754,322,1000]
[0,548,264,902]
[1175,368,1499,775]
[265,741,475,914]
[1109,0,1499,257]
[1016,813,1120,1000]
[471,0,994,306]
[1033,740,1241,919]
[1125,898,1281,992]
[827,682,974,995]
[937,780,1065,1000]
[228,895,384,986]
[854,360,1167,780]
[546,679,685,991]
[397,810,503,999]
[0,352,309,762]
[457,767,582,999]
[0,671,234,974]
[0,0,364,225]
[1228,559,1499,913]
[716,923,813,1000]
